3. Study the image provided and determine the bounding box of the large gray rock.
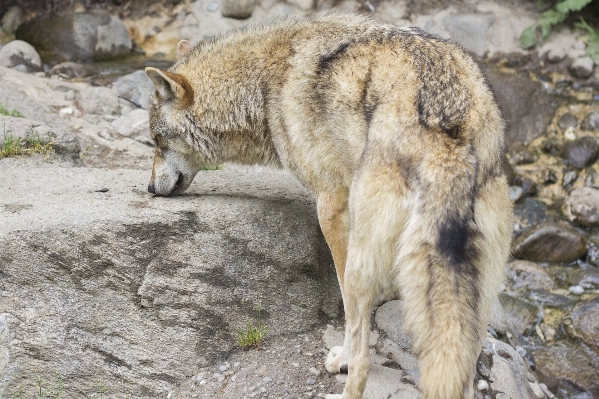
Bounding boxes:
[564,297,599,353]
[443,14,495,57]
[112,70,155,109]
[0,168,340,399]
[16,11,132,63]
[0,39,42,72]
[486,68,556,146]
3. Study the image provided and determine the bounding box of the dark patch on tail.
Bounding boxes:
[437,213,479,271]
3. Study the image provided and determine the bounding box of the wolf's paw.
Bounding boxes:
[325,346,348,374]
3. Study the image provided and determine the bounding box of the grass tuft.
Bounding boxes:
[237,304,268,349]
[1,127,55,159]
[0,102,24,118]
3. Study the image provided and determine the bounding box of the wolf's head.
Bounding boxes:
[145,40,201,196]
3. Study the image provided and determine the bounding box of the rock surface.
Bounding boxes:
[0,168,340,398]
[221,0,258,18]
[562,187,599,226]
[16,11,132,63]
[564,297,599,353]
[512,223,587,263]
[561,136,599,169]
[0,39,42,72]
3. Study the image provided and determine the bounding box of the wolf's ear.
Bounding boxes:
[145,67,194,107]
[177,40,193,60]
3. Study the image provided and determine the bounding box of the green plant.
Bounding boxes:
[34,372,64,399]
[0,127,55,159]
[237,304,268,349]
[520,0,599,63]
[0,101,24,117]
[200,165,224,171]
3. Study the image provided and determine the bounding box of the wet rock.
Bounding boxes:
[16,11,132,63]
[221,0,257,18]
[112,70,154,109]
[111,109,149,137]
[564,297,599,353]
[442,14,495,57]
[558,113,578,130]
[569,56,594,79]
[374,300,412,351]
[513,176,537,197]
[512,198,554,232]
[486,69,556,145]
[586,236,599,266]
[512,223,586,263]
[563,187,599,226]
[499,293,538,337]
[568,268,599,289]
[562,169,578,187]
[49,62,96,79]
[532,343,599,397]
[486,338,539,399]
[561,136,599,169]
[0,40,42,72]
[1,6,23,34]
[508,141,536,166]
[582,112,599,131]
[528,291,575,309]
[507,260,555,292]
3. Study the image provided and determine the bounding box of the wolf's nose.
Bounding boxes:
[148,183,155,194]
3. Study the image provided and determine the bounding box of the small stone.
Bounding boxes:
[527,371,537,382]
[59,107,74,117]
[540,383,555,399]
[564,297,599,353]
[546,47,566,63]
[562,170,577,187]
[570,56,594,79]
[509,186,524,202]
[476,380,489,391]
[582,112,599,131]
[219,365,228,372]
[586,236,599,266]
[292,362,300,368]
[508,141,536,166]
[563,187,599,226]
[564,127,577,141]
[307,378,315,385]
[561,136,599,169]
[309,367,321,376]
[538,169,558,185]
[529,381,545,398]
[558,113,578,130]
[569,285,584,295]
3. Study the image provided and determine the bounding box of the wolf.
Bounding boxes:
[145,13,512,399]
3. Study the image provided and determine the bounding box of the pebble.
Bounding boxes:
[569,285,584,295]
[529,381,545,398]
[509,186,524,202]
[561,136,599,169]
[477,380,489,391]
[219,365,228,371]
[563,187,599,226]
[569,56,594,79]
[562,170,578,187]
[292,362,300,367]
[558,113,578,130]
[564,127,576,141]
[307,378,315,385]
[582,112,599,131]
[309,367,321,376]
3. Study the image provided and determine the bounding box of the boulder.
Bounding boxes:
[512,223,587,263]
[221,0,257,19]
[16,11,132,63]
[1,6,23,34]
[563,187,599,226]
[569,56,594,80]
[564,297,599,353]
[0,168,340,399]
[112,70,155,109]
[0,39,42,72]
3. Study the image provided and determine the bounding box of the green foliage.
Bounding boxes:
[200,165,224,171]
[1,127,55,159]
[575,18,599,63]
[34,373,65,399]
[237,304,268,349]
[520,0,598,62]
[0,102,24,117]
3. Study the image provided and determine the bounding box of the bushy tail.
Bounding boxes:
[396,139,509,399]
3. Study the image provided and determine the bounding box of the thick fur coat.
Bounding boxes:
[145,13,512,399]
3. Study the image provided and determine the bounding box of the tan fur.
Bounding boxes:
[145,13,512,399]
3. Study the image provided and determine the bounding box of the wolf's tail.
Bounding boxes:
[396,133,510,399]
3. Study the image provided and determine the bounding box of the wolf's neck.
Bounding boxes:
[175,29,294,167]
